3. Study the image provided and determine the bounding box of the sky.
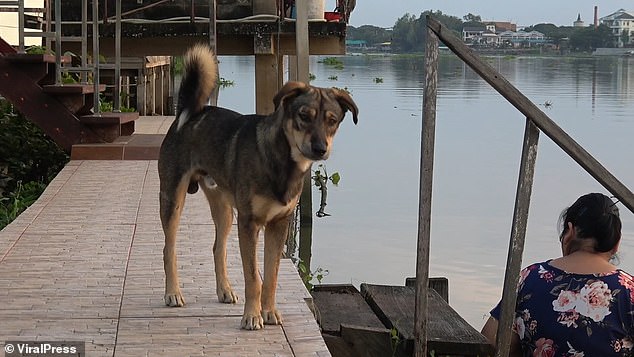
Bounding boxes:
[340,0,634,28]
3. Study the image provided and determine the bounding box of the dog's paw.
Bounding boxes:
[241,313,264,330]
[164,292,185,307]
[217,286,238,304]
[261,309,283,325]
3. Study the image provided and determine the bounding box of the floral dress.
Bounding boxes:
[491,261,634,356]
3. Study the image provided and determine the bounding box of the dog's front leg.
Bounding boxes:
[261,216,290,325]
[238,214,264,330]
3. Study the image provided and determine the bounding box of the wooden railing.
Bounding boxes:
[414,15,634,357]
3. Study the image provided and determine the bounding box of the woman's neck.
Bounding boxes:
[550,250,617,274]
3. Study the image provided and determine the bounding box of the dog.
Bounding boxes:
[158,44,358,330]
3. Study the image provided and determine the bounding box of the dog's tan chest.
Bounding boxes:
[251,194,298,223]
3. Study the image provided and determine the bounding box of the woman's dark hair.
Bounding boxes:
[558,193,622,252]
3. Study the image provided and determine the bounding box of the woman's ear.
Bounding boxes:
[561,222,575,255]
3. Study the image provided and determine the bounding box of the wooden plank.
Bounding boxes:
[414,21,439,357]
[405,277,449,303]
[361,284,493,356]
[495,119,540,357]
[42,84,105,94]
[340,324,405,357]
[80,112,139,125]
[311,284,385,335]
[425,16,634,214]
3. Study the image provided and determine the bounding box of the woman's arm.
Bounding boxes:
[481,316,522,357]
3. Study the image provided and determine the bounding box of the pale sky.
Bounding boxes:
[344,0,634,28]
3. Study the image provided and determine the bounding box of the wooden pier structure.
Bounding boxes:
[0,116,330,356]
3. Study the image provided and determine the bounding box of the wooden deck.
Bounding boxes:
[0,117,329,356]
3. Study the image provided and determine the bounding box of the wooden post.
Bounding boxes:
[414,20,439,357]
[495,119,539,356]
[295,0,313,271]
[208,0,218,106]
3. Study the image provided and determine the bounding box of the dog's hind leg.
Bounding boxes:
[237,214,264,330]
[261,216,291,325]
[201,185,238,304]
[160,175,189,307]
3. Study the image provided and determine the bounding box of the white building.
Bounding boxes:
[600,9,634,47]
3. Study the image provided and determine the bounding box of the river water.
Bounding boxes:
[216,53,634,329]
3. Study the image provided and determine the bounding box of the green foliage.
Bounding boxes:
[0,181,46,229]
[218,77,234,88]
[297,260,328,291]
[390,327,402,357]
[332,86,352,95]
[327,75,338,81]
[0,100,68,229]
[318,57,344,70]
[309,73,316,81]
[99,94,135,113]
[374,77,384,83]
[172,56,184,74]
[26,45,47,54]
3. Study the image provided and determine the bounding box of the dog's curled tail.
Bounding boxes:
[176,44,218,131]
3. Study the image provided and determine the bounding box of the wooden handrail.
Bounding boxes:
[425,16,634,214]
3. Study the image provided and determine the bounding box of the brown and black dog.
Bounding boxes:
[158,44,358,330]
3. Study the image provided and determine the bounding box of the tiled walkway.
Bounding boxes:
[0,117,329,356]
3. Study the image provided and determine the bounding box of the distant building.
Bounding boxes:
[573,13,585,27]
[499,30,547,47]
[600,9,634,47]
[345,39,367,50]
[485,21,517,32]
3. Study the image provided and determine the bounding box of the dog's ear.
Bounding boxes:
[273,81,310,110]
[331,88,359,124]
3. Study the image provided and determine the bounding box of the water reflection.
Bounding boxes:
[215,54,634,329]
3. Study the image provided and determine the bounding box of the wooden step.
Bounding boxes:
[3,54,72,85]
[312,284,385,335]
[361,283,494,356]
[4,53,71,64]
[42,84,106,115]
[43,83,105,94]
[71,133,164,160]
[79,112,139,143]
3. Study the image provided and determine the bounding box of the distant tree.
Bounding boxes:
[391,10,463,53]
[347,25,392,45]
[569,24,613,51]
[392,13,420,53]
[463,13,482,23]
[524,23,574,47]
[621,30,631,47]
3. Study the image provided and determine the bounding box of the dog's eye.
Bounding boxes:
[299,112,311,122]
[327,116,338,126]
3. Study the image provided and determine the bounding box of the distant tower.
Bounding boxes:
[594,6,599,28]
[573,13,585,27]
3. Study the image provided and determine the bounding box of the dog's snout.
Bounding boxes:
[311,140,328,158]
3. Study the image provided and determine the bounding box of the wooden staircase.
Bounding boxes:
[0,37,138,153]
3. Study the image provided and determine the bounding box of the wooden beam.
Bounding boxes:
[495,119,539,357]
[425,16,634,213]
[254,54,282,115]
[414,22,439,357]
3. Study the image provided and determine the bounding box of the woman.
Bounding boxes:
[481,193,634,356]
